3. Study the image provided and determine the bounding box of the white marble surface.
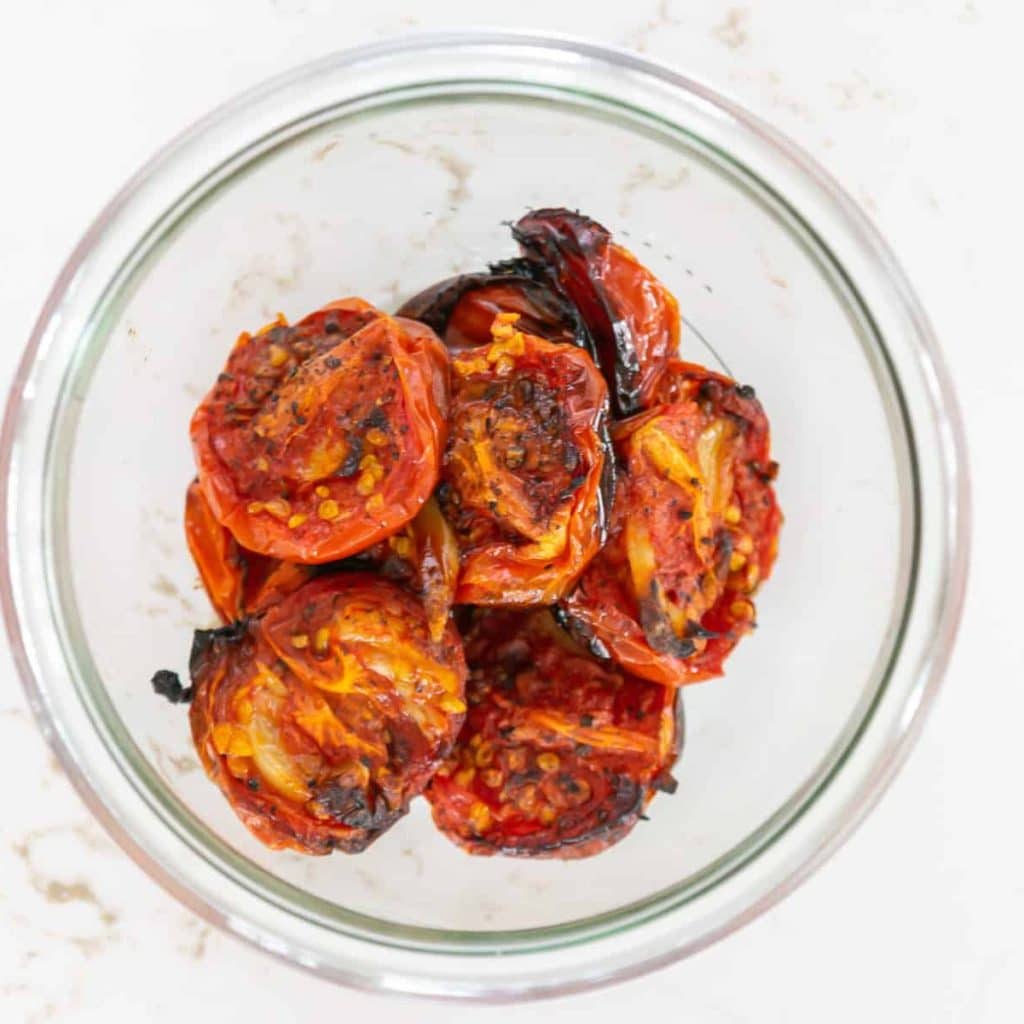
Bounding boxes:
[1,1,1020,1020]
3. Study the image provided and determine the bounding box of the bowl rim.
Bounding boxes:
[0,29,971,1000]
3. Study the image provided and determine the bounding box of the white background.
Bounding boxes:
[1,2,1021,1021]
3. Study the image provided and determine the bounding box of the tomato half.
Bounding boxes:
[512,208,680,417]
[561,362,780,686]
[397,264,585,352]
[438,314,613,605]
[188,574,467,854]
[426,608,681,859]
[184,479,313,623]
[191,298,450,563]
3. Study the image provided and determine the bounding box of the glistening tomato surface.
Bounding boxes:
[426,609,680,858]
[562,362,780,687]
[439,314,612,605]
[191,298,449,563]
[184,479,313,623]
[188,574,467,854]
[339,496,459,645]
[397,264,584,351]
[512,208,680,417]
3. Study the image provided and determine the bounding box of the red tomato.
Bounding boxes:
[188,574,467,854]
[561,362,780,686]
[191,299,450,563]
[426,608,681,858]
[438,314,613,605]
[512,208,680,416]
[184,479,313,623]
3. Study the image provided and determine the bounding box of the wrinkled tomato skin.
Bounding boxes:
[426,609,680,859]
[191,299,450,564]
[337,495,459,645]
[397,266,584,352]
[562,362,780,687]
[512,209,680,417]
[184,479,313,623]
[188,574,467,855]
[439,320,612,605]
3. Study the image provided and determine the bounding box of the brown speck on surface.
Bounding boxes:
[714,7,749,49]
[311,138,340,162]
[400,845,425,878]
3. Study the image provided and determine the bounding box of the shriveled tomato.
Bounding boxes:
[397,263,585,351]
[184,479,313,623]
[342,495,459,644]
[189,574,467,854]
[426,608,681,859]
[438,313,613,605]
[561,362,780,686]
[512,208,680,417]
[191,298,450,563]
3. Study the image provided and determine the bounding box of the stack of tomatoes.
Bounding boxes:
[168,208,780,860]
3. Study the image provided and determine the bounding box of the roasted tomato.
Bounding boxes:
[426,608,681,859]
[561,362,780,687]
[438,313,612,605]
[191,298,450,563]
[343,496,459,644]
[512,208,680,417]
[184,479,313,623]
[189,574,468,854]
[396,263,584,351]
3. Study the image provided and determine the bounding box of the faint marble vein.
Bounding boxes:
[618,163,691,217]
[622,0,682,54]
[714,8,750,50]
[228,212,313,310]
[12,828,121,951]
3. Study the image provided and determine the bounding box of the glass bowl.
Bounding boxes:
[0,32,968,1000]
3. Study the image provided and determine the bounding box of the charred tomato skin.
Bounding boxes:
[561,361,780,687]
[425,608,680,859]
[188,574,467,855]
[396,263,588,353]
[191,299,450,564]
[439,316,612,605]
[184,479,313,623]
[512,208,680,417]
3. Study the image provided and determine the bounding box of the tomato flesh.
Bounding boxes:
[426,608,680,858]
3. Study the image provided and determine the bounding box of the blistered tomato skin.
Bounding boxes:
[190,299,450,564]
[188,574,467,855]
[439,315,613,605]
[184,479,313,623]
[426,609,680,859]
[512,208,680,417]
[562,362,780,687]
